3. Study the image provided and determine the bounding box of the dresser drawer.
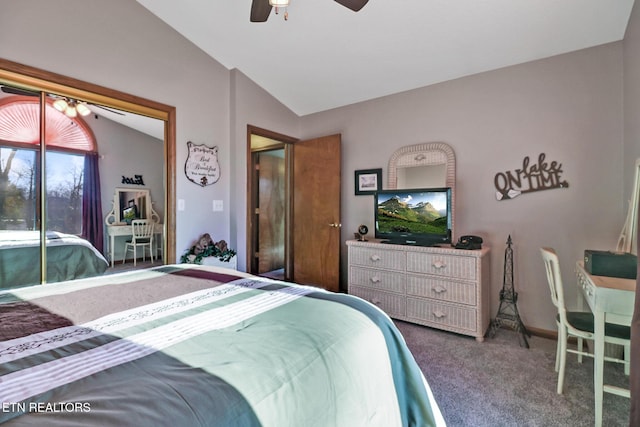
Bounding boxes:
[406,297,477,332]
[349,285,406,318]
[349,246,406,271]
[407,252,476,280]
[406,274,476,305]
[350,266,405,293]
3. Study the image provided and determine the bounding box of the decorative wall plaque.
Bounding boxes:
[494,153,569,200]
[121,174,145,185]
[185,141,221,187]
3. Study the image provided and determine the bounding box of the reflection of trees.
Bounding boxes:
[47,165,83,234]
[0,149,30,230]
[1,149,83,233]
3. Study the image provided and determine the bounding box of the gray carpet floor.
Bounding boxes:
[396,321,631,427]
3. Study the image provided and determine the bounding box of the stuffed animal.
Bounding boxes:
[215,239,228,253]
[193,233,214,255]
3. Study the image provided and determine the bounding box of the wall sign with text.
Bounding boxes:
[121,175,145,185]
[185,141,221,187]
[494,153,569,200]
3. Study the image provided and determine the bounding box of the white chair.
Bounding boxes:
[540,247,630,394]
[123,219,154,266]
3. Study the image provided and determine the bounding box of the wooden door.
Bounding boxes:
[292,134,341,291]
[258,151,286,274]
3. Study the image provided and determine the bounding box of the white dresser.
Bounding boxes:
[347,239,491,341]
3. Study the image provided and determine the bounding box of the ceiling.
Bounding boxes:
[137,0,634,117]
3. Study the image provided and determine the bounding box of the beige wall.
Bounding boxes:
[625,1,640,197]
[301,43,625,331]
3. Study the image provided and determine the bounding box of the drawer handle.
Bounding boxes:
[432,260,446,269]
[432,285,447,294]
[370,254,381,262]
[370,276,381,283]
[433,310,446,319]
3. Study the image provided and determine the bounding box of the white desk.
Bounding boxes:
[575,262,635,427]
[106,223,164,267]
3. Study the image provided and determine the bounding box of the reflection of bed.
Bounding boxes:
[0,265,445,426]
[0,231,108,289]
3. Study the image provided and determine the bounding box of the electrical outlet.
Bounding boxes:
[213,200,223,212]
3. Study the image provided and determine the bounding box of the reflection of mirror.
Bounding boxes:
[387,142,456,238]
[617,158,640,254]
[105,188,161,225]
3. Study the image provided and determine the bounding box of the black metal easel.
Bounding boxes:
[489,235,531,348]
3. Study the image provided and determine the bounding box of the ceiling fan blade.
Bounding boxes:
[334,0,369,12]
[0,85,39,97]
[250,0,272,22]
[93,104,126,116]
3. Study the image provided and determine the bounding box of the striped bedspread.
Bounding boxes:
[0,264,445,426]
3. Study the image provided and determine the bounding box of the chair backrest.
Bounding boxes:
[540,247,568,323]
[131,219,154,242]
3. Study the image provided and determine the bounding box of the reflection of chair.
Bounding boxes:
[540,247,630,395]
[123,219,154,266]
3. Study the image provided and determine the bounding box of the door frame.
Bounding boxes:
[246,125,297,280]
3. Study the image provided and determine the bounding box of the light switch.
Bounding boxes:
[213,200,223,212]
[178,199,185,211]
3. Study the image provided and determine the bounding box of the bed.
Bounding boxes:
[0,230,108,289]
[0,264,445,426]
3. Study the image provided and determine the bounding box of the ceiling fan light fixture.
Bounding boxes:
[269,0,289,19]
[75,102,91,117]
[52,97,92,118]
[53,98,68,112]
[65,105,78,118]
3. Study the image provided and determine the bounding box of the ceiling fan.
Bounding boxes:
[0,85,125,117]
[250,0,369,22]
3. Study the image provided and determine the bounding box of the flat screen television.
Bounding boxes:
[374,187,452,246]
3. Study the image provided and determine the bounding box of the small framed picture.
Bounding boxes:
[355,168,382,195]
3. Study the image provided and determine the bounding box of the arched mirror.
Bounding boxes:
[387,142,456,238]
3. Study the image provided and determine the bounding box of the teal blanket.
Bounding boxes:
[0,265,444,426]
[0,231,108,289]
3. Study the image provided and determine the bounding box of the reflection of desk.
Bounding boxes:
[106,223,164,267]
[575,262,635,427]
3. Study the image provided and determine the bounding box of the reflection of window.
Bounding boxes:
[0,147,84,234]
[46,151,84,234]
[122,206,136,223]
[0,148,36,230]
[0,96,96,236]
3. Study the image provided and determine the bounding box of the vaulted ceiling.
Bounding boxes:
[136,0,635,116]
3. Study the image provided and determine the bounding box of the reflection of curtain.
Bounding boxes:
[81,153,103,254]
